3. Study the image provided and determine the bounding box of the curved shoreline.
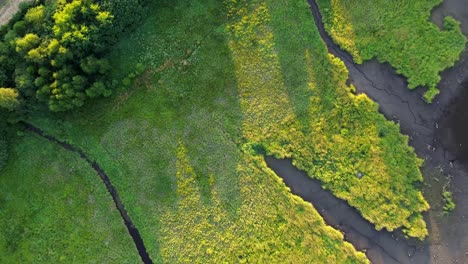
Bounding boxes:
[265,157,428,264]
[307,0,468,263]
[21,122,153,264]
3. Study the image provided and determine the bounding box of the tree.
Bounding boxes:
[15,33,40,54]
[0,88,20,110]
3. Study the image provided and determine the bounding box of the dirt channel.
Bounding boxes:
[0,0,29,26]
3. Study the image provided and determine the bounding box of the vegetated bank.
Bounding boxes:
[316,0,466,102]
[25,0,431,261]
[0,0,369,262]
[0,0,155,262]
[0,133,139,263]
[310,0,468,262]
[265,157,431,264]
[21,122,153,264]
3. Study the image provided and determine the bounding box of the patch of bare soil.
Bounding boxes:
[0,0,29,26]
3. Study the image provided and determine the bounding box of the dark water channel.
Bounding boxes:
[21,122,154,264]
[286,0,468,263]
[439,81,468,164]
[265,157,429,264]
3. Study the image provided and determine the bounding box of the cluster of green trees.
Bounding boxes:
[0,0,148,113]
[0,0,148,170]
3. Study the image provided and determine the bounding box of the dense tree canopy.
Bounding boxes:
[0,0,148,113]
[0,0,148,171]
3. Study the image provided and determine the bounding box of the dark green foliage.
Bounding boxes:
[0,0,149,112]
[101,0,150,38]
[442,190,455,214]
[0,136,6,172]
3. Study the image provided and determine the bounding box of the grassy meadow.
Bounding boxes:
[0,0,438,262]
[0,134,139,263]
[317,0,466,102]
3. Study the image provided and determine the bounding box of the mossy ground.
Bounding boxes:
[317,0,466,102]
[0,0,436,262]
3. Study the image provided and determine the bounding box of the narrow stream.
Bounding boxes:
[21,122,153,264]
[305,0,468,263]
[265,156,429,264]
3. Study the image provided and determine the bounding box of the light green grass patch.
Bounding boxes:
[317,0,466,101]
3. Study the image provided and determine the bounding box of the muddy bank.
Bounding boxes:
[307,0,468,263]
[21,122,153,264]
[265,157,429,264]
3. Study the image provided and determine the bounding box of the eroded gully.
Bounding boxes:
[265,0,468,263]
[21,122,153,264]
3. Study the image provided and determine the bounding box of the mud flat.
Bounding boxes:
[305,0,468,262]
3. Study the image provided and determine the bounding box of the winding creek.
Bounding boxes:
[21,122,154,264]
[265,157,428,264]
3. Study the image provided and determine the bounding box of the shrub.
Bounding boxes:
[442,190,456,214]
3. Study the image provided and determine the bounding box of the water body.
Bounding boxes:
[299,0,468,263]
[265,157,429,264]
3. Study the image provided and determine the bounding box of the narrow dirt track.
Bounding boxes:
[0,0,29,26]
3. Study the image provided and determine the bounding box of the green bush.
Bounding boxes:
[442,190,456,214]
[0,0,149,112]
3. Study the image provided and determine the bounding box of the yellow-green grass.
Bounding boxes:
[18,0,431,261]
[0,134,139,263]
[227,0,429,238]
[22,1,369,262]
[317,0,466,102]
[33,0,427,245]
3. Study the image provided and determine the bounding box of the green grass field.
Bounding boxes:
[0,0,438,262]
[317,0,466,102]
[0,134,139,263]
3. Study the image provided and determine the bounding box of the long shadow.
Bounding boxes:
[21,122,153,264]
[265,156,430,264]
